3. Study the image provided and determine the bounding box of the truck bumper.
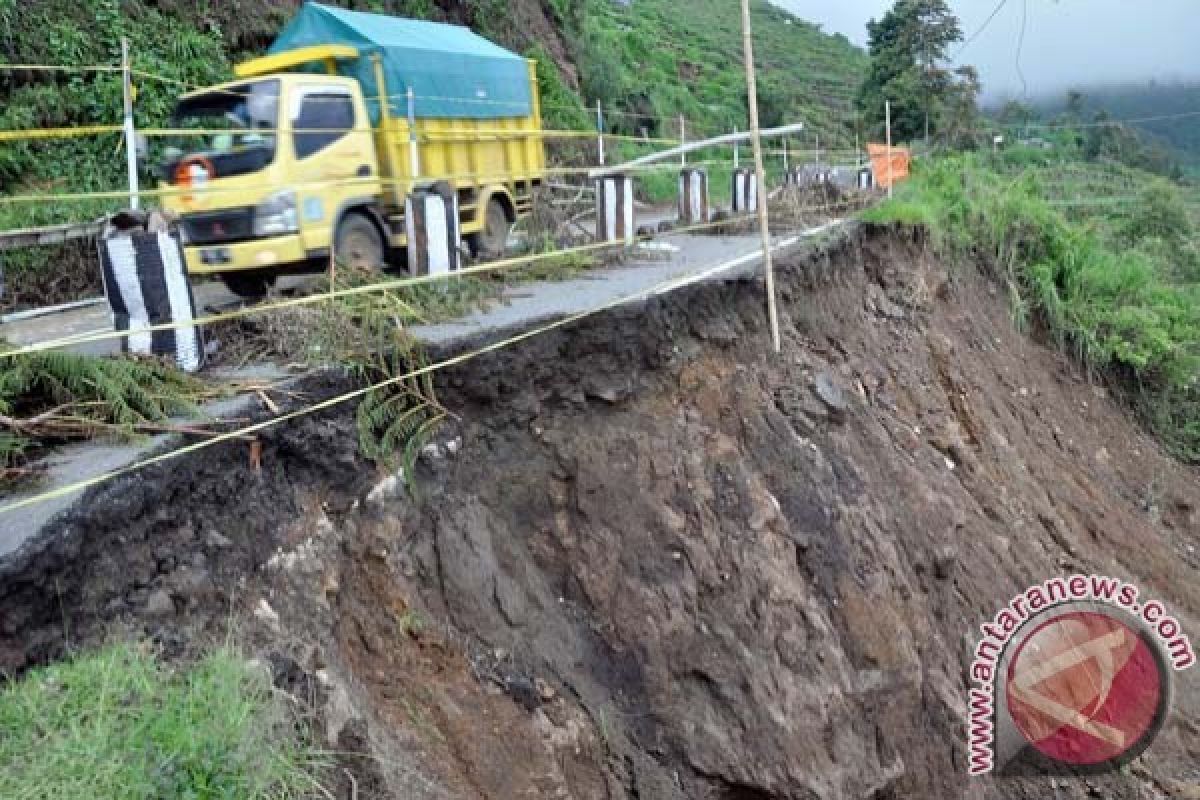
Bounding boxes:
[184,235,309,275]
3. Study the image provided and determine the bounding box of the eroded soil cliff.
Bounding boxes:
[3,224,1198,798]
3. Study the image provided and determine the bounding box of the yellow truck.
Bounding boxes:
[160,2,545,297]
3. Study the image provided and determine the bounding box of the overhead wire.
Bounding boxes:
[953,0,1009,59]
[1016,0,1028,98]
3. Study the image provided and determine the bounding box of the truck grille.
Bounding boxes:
[181,208,255,245]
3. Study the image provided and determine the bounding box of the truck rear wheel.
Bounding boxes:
[470,198,511,260]
[335,212,385,271]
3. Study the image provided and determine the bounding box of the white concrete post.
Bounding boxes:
[731,168,758,214]
[595,173,634,246]
[406,183,461,276]
[678,168,709,226]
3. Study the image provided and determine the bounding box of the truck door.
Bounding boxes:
[288,84,379,256]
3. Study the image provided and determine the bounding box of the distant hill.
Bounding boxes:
[1032,83,1200,167]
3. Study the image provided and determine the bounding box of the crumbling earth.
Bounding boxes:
[2,223,1198,798]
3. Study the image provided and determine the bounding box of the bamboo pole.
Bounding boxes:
[588,124,804,179]
[886,100,894,199]
[739,0,781,353]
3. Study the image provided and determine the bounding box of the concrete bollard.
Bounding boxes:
[595,173,635,246]
[731,168,758,214]
[678,168,709,226]
[407,182,461,277]
[99,211,203,372]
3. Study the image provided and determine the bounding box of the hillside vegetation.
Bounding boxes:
[868,148,1200,460]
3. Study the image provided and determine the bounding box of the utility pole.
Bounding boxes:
[885,99,894,199]
[739,0,781,354]
[121,37,139,210]
[733,126,739,168]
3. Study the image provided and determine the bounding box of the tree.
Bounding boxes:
[855,0,978,143]
[1065,89,1086,119]
[998,100,1036,127]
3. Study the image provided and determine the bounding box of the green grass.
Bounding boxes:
[0,644,327,799]
[866,150,1200,461]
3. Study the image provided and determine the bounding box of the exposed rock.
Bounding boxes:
[932,545,957,580]
[813,370,850,418]
[204,530,233,549]
[324,683,359,747]
[253,598,281,631]
[366,469,407,507]
[142,589,175,616]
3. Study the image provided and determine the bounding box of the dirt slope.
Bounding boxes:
[2,224,1199,798]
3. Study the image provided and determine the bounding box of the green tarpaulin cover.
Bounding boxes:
[269,2,532,121]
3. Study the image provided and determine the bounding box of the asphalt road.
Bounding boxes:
[0,222,843,559]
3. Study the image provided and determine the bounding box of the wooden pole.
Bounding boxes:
[739,0,781,354]
[120,38,139,210]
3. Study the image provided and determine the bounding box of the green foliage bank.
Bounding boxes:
[867,152,1200,460]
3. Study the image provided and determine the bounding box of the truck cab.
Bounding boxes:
[162,64,386,296]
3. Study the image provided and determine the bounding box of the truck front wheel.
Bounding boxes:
[335,212,386,271]
[221,272,272,300]
[469,198,511,260]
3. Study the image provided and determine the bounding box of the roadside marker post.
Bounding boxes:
[595,173,634,247]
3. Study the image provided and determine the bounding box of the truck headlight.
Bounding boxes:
[253,190,298,236]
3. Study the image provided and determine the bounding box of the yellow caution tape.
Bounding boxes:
[0,124,122,142]
[1,213,764,358]
[0,237,797,517]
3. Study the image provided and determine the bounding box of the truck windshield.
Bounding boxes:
[163,79,281,183]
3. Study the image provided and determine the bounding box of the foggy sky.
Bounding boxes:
[771,0,1200,100]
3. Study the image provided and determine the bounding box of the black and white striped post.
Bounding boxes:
[406,182,461,276]
[731,168,759,214]
[678,168,709,226]
[595,173,635,246]
[99,217,203,372]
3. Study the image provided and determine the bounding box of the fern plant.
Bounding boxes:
[0,345,203,474]
[311,267,448,485]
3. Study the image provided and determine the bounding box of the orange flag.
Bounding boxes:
[867,143,911,189]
